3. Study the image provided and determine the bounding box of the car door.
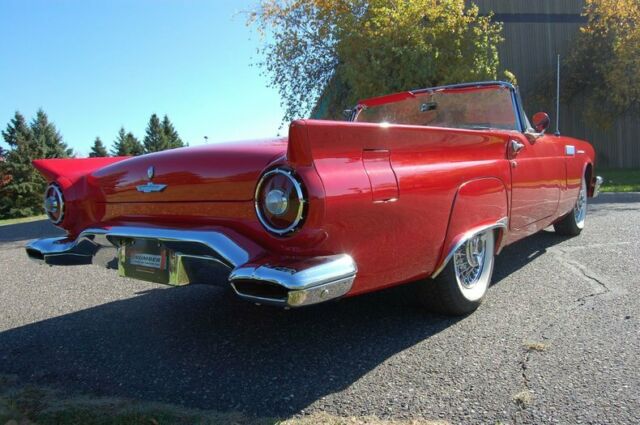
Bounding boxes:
[509,132,565,230]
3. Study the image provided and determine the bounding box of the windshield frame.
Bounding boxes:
[352,81,526,133]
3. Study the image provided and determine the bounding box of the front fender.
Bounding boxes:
[432,177,509,277]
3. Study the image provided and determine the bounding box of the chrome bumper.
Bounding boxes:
[25,226,357,307]
[592,175,604,198]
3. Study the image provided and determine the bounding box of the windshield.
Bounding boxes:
[355,85,518,131]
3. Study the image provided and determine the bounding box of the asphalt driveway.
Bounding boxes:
[0,194,638,424]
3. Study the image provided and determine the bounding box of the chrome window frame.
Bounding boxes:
[512,87,532,133]
[352,81,525,132]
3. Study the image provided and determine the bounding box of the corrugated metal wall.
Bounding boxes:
[472,0,639,168]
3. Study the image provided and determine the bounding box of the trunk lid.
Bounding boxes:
[91,138,287,202]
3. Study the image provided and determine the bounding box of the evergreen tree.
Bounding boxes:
[126,133,144,156]
[0,112,46,218]
[0,152,9,190]
[161,115,184,149]
[143,114,167,153]
[89,137,108,157]
[111,127,144,156]
[1,112,33,149]
[111,128,129,156]
[30,109,72,158]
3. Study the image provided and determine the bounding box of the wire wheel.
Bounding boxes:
[574,177,587,229]
[452,231,494,302]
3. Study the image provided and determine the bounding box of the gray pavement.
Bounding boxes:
[0,193,638,424]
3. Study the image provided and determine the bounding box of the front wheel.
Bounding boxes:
[417,229,495,316]
[554,174,587,236]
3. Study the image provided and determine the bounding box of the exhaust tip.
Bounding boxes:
[229,254,357,307]
[26,248,44,261]
[230,279,289,304]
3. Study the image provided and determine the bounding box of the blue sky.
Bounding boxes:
[0,0,285,156]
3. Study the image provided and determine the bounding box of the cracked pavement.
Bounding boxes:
[0,193,638,424]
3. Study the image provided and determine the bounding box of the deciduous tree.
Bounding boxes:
[562,0,640,125]
[249,0,505,121]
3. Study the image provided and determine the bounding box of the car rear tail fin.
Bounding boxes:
[287,119,372,166]
[32,157,129,183]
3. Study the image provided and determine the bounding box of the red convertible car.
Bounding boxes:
[26,81,602,315]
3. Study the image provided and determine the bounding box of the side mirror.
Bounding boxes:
[532,112,550,133]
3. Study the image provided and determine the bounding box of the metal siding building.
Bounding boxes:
[473,0,639,167]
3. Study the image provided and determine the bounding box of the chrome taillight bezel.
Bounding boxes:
[254,168,306,236]
[43,183,65,224]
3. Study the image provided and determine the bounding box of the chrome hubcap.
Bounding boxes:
[44,196,59,214]
[454,234,486,288]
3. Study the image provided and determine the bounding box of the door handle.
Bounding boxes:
[510,140,525,155]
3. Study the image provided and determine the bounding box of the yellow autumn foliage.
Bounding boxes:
[249,0,505,122]
[564,0,640,125]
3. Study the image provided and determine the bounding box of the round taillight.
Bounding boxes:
[255,168,305,235]
[43,184,65,224]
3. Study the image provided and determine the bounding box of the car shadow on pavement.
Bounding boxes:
[0,223,567,418]
[491,229,566,283]
[0,219,65,242]
[0,282,456,417]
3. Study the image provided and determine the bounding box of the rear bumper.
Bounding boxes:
[25,226,357,307]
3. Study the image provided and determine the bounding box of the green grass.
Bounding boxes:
[0,214,47,227]
[599,168,640,192]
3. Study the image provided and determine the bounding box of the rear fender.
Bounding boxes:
[431,177,509,278]
[32,157,129,236]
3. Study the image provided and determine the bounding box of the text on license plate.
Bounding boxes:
[129,253,165,269]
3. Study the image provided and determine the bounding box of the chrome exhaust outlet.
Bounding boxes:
[26,237,97,265]
[229,254,357,307]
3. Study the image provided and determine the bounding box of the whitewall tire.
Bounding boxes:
[418,229,495,315]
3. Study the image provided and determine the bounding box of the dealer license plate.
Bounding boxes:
[118,239,171,284]
[130,253,164,269]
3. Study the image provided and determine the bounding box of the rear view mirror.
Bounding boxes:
[532,112,550,133]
